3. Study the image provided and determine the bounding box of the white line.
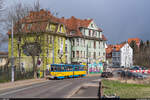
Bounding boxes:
[0,80,57,96]
[65,83,84,98]
[52,82,72,92]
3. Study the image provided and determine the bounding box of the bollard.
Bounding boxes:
[98,81,102,98]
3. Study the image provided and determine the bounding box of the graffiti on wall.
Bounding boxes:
[88,62,103,74]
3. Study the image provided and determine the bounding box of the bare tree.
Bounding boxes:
[0,0,4,17]
[6,1,44,78]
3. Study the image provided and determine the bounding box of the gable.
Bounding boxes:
[120,43,132,51]
[87,21,98,30]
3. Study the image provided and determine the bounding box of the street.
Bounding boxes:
[0,76,100,98]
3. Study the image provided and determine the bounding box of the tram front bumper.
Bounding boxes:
[45,75,55,79]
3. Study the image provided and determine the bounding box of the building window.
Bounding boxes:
[98,32,100,38]
[94,41,96,49]
[89,30,91,36]
[91,24,94,28]
[77,38,79,46]
[70,31,76,35]
[89,52,91,58]
[58,38,60,47]
[94,52,96,59]
[92,31,94,37]
[103,42,105,47]
[22,24,25,29]
[72,39,75,46]
[49,36,52,44]
[99,52,100,56]
[80,38,82,46]
[76,51,79,58]
[27,24,32,30]
[95,32,97,37]
[59,25,63,33]
[72,51,75,58]
[81,51,82,58]
[89,41,91,48]
[65,44,67,53]
[103,52,105,56]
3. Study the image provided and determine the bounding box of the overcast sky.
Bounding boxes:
[5,0,150,44]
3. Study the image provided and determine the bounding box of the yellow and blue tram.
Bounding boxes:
[48,64,86,79]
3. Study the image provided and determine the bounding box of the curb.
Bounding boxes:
[0,78,48,91]
[65,83,84,98]
[86,74,101,77]
[66,83,99,98]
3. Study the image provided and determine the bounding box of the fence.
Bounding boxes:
[0,65,34,83]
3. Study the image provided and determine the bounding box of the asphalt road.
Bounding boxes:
[0,76,100,98]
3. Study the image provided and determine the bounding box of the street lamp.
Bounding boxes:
[11,20,15,82]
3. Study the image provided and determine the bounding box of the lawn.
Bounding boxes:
[102,79,150,98]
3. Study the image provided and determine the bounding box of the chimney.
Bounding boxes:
[71,16,75,19]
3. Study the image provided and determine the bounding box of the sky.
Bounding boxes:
[4,0,150,45]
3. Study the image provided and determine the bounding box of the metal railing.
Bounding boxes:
[0,66,34,83]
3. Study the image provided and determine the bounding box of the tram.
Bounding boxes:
[46,64,86,79]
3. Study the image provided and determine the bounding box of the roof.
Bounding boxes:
[59,16,93,37]
[113,43,126,51]
[7,9,106,41]
[106,44,114,54]
[8,9,60,35]
[106,43,126,53]
[102,34,107,41]
[128,38,140,44]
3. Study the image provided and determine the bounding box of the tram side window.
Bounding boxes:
[75,66,79,71]
[57,66,61,71]
[69,66,73,71]
[51,65,54,71]
[80,66,84,70]
[64,66,68,71]
[51,66,57,71]
[51,67,54,71]
[61,66,64,71]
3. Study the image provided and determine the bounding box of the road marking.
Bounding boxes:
[65,83,84,98]
[33,81,73,97]
[0,80,58,97]
[52,82,72,92]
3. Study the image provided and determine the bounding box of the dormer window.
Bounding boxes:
[59,25,63,33]
[27,24,32,30]
[70,31,76,35]
[22,24,25,29]
[89,30,91,36]
[91,24,94,28]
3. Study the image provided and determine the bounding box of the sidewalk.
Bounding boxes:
[86,73,101,77]
[69,79,100,98]
[0,78,48,91]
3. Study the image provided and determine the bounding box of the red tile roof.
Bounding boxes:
[113,43,126,51]
[8,9,106,41]
[106,44,114,53]
[128,38,140,46]
[102,34,107,41]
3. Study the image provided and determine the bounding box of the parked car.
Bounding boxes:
[132,72,147,79]
[101,72,113,78]
[117,70,125,74]
[130,66,141,70]
[121,66,125,68]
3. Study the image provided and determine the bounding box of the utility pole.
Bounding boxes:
[86,44,88,74]
[52,36,54,64]
[11,20,15,82]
